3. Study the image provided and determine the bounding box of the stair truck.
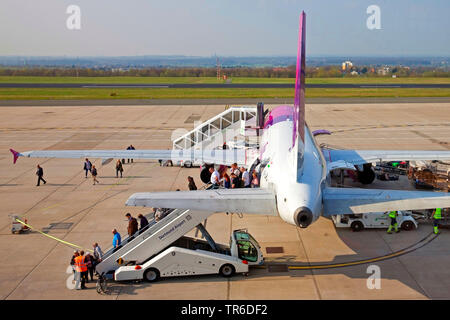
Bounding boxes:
[95,208,263,292]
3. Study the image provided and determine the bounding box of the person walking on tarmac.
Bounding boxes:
[91,165,99,185]
[126,145,135,163]
[116,160,124,178]
[432,208,442,234]
[83,158,92,178]
[387,210,400,234]
[36,164,47,186]
[74,250,88,289]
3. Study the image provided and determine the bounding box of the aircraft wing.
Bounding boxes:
[125,188,278,216]
[322,187,450,215]
[10,148,252,167]
[324,149,450,166]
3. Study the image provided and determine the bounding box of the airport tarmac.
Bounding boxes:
[0,102,449,300]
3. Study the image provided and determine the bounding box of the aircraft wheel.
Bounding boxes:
[184,161,193,168]
[401,221,415,231]
[219,264,235,278]
[351,221,364,232]
[143,268,160,282]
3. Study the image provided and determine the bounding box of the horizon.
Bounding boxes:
[1,54,450,58]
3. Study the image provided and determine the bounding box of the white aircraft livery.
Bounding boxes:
[11,12,450,228]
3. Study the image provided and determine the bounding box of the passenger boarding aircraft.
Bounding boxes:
[10,12,450,228]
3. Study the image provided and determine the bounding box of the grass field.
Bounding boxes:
[1,76,449,100]
[0,76,449,84]
[1,87,449,100]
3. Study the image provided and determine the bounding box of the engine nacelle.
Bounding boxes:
[357,163,376,184]
[200,165,213,184]
[293,207,314,228]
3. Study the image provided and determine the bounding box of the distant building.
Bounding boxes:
[377,66,391,75]
[341,61,353,71]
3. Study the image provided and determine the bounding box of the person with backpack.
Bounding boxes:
[91,165,99,185]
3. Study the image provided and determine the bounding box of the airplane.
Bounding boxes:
[10,11,450,228]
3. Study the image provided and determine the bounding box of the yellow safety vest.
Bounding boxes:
[388,211,397,218]
[433,208,442,219]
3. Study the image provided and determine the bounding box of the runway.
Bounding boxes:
[0,102,449,300]
[1,83,450,89]
[1,97,450,107]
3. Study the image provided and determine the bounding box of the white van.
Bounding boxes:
[332,211,418,232]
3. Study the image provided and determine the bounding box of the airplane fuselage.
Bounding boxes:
[259,106,327,227]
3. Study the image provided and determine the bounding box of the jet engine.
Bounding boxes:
[356,163,376,184]
[200,164,214,184]
[293,207,314,228]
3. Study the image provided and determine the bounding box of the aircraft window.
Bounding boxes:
[237,240,258,262]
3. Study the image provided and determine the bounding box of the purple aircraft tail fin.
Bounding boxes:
[291,11,306,180]
[10,149,20,164]
[292,11,306,148]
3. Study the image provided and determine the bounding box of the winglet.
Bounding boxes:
[10,149,20,164]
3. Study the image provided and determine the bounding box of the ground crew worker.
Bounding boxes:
[387,210,400,234]
[74,250,88,289]
[432,208,442,234]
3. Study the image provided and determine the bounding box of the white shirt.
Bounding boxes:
[210,170,220,185]
[242,171,250,186]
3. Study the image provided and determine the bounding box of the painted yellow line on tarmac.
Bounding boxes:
[15,218,93,253]
[254,233,437,271]
[40,203,62,212]
[288,250,407,270]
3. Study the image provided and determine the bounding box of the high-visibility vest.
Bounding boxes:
[433,208,442,219]
[388,211,397,218]
[74,255,88,272]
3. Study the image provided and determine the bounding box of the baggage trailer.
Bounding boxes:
[9,215,30,234]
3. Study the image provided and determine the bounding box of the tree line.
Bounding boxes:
[0,66,448,78]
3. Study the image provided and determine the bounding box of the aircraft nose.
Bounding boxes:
[294,207,313,228]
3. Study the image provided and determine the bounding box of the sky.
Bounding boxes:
[0,0,449,57]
